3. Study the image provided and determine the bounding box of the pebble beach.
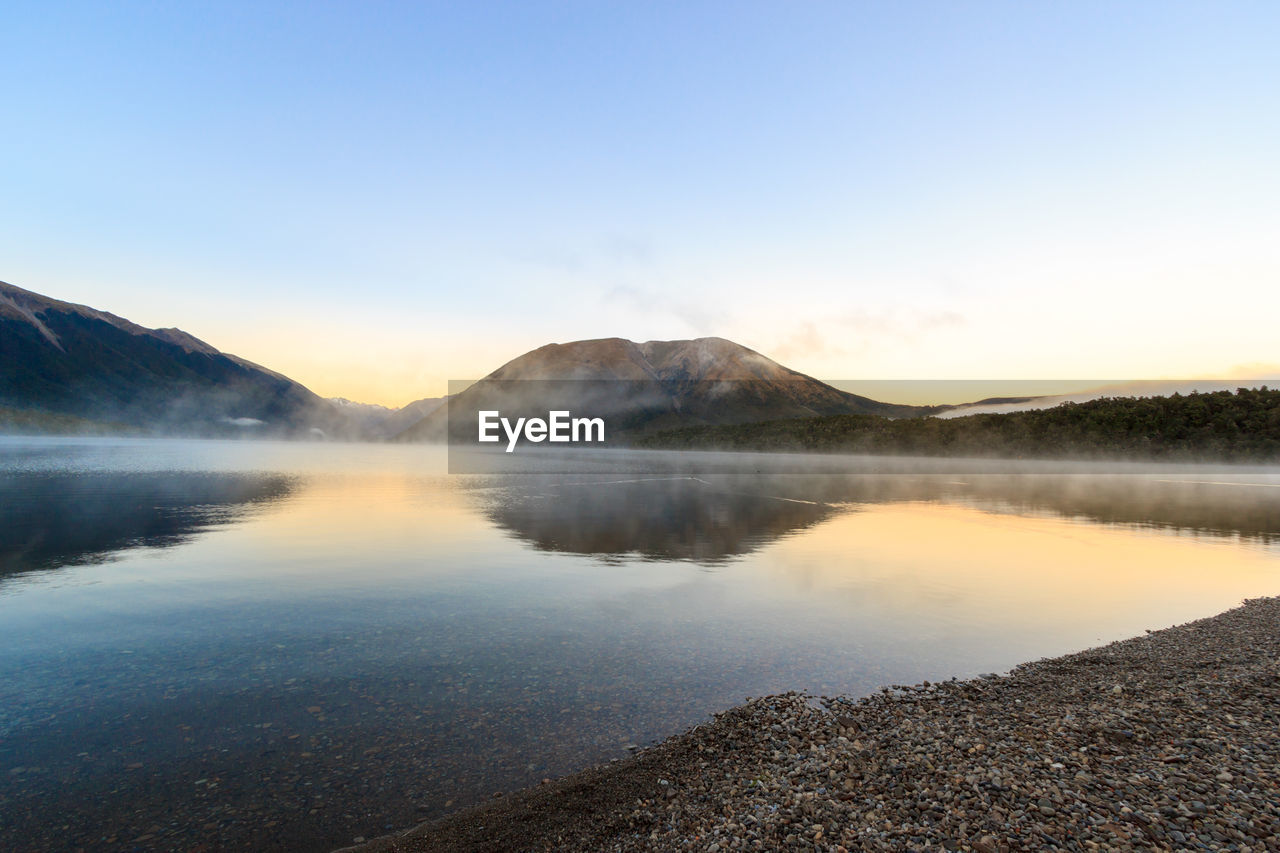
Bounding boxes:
[346,596,1280,852]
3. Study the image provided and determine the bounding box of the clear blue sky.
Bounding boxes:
[4,1,1278,405]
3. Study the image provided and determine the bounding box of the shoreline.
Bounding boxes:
[342,597,1280,852]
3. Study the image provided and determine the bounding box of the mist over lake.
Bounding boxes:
[2,437,1278,851]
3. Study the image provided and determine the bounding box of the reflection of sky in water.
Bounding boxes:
[1,437,1278,851]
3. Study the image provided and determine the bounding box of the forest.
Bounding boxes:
[635,388,1280,461]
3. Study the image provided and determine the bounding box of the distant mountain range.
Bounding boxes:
[326,396,445,439]
[392,337,935,442]
[1,279,934,441]
[6,279,1272,460]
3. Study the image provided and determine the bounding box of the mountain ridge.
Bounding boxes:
[2,281,933,442]
[0,280,352,437]
[395,336,932,442]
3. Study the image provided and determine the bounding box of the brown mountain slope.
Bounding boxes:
[395,336,930,442]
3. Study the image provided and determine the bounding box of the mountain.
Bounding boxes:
[327,397,395,438]
[381,396,447,435]
[327,395,447,439]
[0,280,355,437]
[394,336,932,442]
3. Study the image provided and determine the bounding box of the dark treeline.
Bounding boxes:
[635,388,1280,461]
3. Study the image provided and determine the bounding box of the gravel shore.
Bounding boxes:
[344,597,1280,852]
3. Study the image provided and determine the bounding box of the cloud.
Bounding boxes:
[506,233,654,276]
[1221,362,1280,380]
[601,283,715,334]
[599,234,654,267]
[835,307,965,335]
[503,246,584,274]
[768,308,966,363]
[769,321,844,361]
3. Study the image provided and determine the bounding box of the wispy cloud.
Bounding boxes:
[601,283,714,333]
[506,233,655,276]
[769,308,965,363]
[599,234,654,267]
[1221,362,1280,380]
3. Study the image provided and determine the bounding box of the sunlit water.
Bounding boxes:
[1,437,1278,851]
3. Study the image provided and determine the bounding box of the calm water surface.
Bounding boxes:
[1,438,1278,851]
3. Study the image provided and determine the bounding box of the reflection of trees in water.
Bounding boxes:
[955,475,1280,544]
[0,472,295,579]
[481,470,1280,561]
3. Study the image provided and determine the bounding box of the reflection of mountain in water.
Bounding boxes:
[483,477,838,563]
[0,472,295,580]
[480,465,1280,563]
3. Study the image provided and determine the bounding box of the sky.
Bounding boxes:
[3,1,1278,407]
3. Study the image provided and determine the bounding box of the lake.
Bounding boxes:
[2,437,1278,851]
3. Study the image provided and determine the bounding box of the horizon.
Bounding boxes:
[4,2,1278,406]
[5,275,1278,410]
[4,275,1276,410]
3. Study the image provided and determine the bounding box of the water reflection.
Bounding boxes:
[478,469,1280,565]
[484,476,835,562]
[955,475,1280,544]
[0,441,1277,852]
[0,471,295,582]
